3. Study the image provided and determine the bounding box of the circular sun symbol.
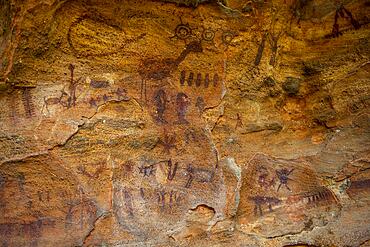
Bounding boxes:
[175,24,192,40]
[222,31,235,45]
[202,29,215,42]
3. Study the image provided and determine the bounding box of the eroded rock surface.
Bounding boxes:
[0,0,369,246]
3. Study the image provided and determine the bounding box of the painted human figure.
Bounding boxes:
[176,92,190,124]
[67,64,79,108]
[115,88,130,101]
[153,89,167,124]
[195,96,205,116]
[185,164,194,188]
[276,168,294,192]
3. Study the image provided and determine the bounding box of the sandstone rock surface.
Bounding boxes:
[0,0,369,246]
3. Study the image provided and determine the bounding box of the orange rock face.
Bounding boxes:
[0,0,369,246]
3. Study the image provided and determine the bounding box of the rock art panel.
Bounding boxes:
[0,155,100,247]
[0,0,369,246]
[237,154,341,238]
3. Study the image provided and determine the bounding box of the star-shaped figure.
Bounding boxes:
[157,133,176,154]
[276,168,294,192]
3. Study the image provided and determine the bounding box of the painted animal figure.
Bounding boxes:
[42,89,69,114]
[138,41,202,103]
[250,196,281,216]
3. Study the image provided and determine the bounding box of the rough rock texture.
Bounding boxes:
[0,0,369,246]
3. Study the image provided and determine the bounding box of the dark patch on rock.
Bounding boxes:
[242,3,253,13]
[242,122,283,134]
[263,76,276,87]
[291,0,313,21]
[283,77,301,96]
[302,61,323,76]
[158,0,223,7]
[313,113,335,127]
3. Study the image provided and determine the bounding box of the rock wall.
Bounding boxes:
[0,0,369,246]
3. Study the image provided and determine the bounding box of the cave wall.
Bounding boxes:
[0,0,369,246]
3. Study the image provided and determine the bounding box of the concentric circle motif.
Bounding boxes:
[222,31,234,45]
[202,29,215,42]
[175,24,192,40]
